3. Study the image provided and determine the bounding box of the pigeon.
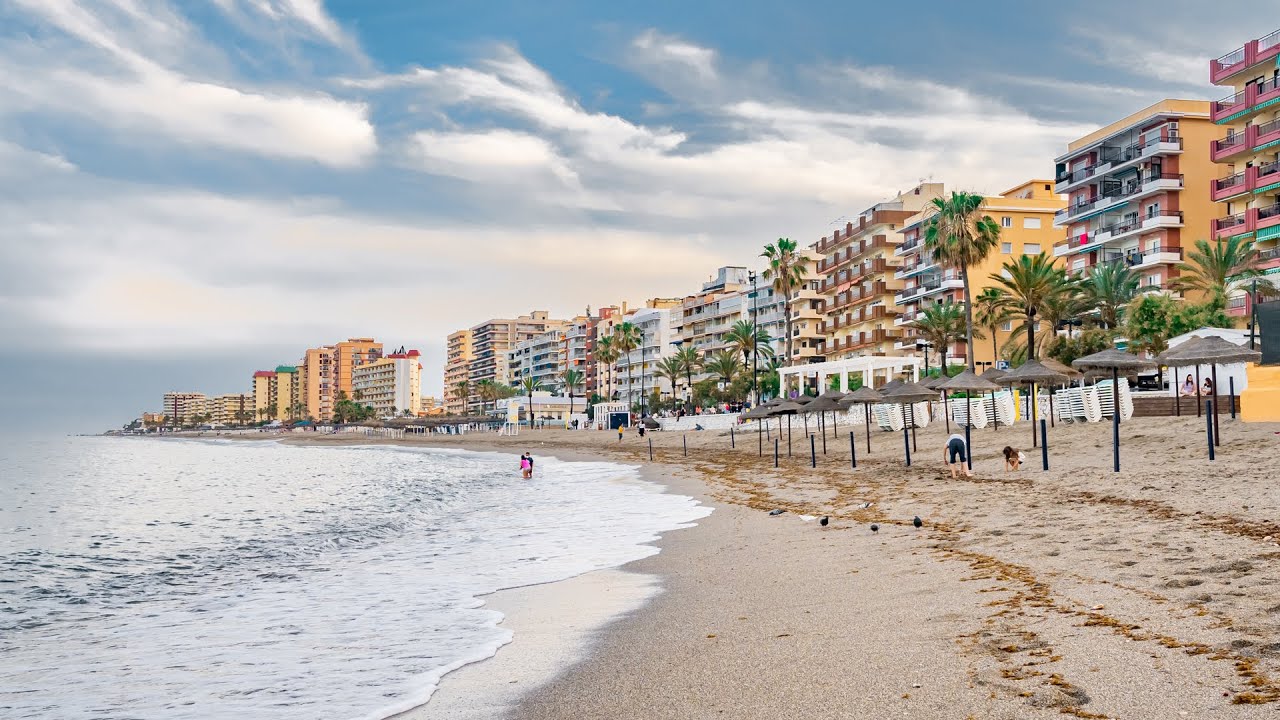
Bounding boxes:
[913,516,923,529]
[768,509,785,516]
[819,516,829,527]
[870,523,879,533]
[860,502,873,509]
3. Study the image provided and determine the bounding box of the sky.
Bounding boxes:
[0,0,1272,433]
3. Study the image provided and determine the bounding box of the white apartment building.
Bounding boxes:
[615,306,676,411]
[352,351,423,417]
[507,327,567,392]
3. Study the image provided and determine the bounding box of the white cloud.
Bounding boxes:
[1,0,376,165]
[631,29,718,81]
[408,129,580,185]
[213,0,361,55]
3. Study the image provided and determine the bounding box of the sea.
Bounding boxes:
[0,435,710,719]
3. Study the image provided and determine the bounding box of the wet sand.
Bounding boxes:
[276,412,1280,718]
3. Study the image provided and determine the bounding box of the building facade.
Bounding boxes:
[465,312,567,412]
[252,366,301,421]
[677,266,751,357]
[615,306,677,410]
[300,345,335,421]
[211,393,253,426]
[443,330,473,414]
[334,338,383,399]
[1052,99,1219,296]
[896,180,1066,368]
[352,350,422,417]
[1208,29,1280,316]
[507,327,568,392]
[815,183,944,361]
[162,392,207,426]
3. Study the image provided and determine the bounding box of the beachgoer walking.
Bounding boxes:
[617,425,624,442]
[945,433,973,479]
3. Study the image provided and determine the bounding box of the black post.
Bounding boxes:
[865,404,872,453]
[648,438,653,461]
[774,439,779,468]
[1175,370,1182,417]
[787,415,792,457]
[965,420,972,471]
[1211,365,1221,446]
[1049,389,1055,429]
[850,431,857,469]
[821,417,827,455]
[758,421,763,456]
[1250,279,1258,350]
[683,434,687,457]
[909,403,917,452]
[731,425,735,449]
[991,391,999,431]
[1112,367,1121,473]
[1230,376,1237,419]
[810,434,816,468]
[1195,365,1202,418]
[1206,400,1215,461]
[1030,383,1037,448]
[1040,419,1048,471]
[903,420,912,467]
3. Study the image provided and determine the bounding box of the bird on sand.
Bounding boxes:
[819,516,829,527]
[913,516,923,529]
[870,523,879,533]
[860,502,872,509]
[768,509,785,516]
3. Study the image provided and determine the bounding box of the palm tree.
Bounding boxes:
[1170,236,1275,312]
[1038,276,1091,352]
[454,380,471,415]
[561,368,584,418]
[973,287,1015,367]
[1079,261,1142,329]
[595,335,619,401]
[761,238,809,365]
[992,253,1071,361]
[922,192,1002,371]
[673,345,702,408]
[266,402,279,421]
[703,350,741,388]
[724,319,773,385]
[656,356,683,404]
[612,322,642,409]
[910,301,966,373]
[474,379,496,415]
[519,377,542,427]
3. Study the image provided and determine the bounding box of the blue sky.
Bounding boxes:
[0,0,1271,432]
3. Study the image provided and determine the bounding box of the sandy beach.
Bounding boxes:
[269,412,1280,719]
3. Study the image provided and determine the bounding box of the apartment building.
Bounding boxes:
[300,345,335,421]
[564,314,596,395]
[252,366,301,420]
[465,312,567,412]
[334,338,383,398]
[593,304,630,401]
[1052,99,1219,297]
[615,305,678,410]
[210,393,253,426]
[1208,28,1280,316]
[443,330,473,415]
[677,266,751,356]
[352,350,422,418]
[895,180,1066,368]
[162,392,207,426]
[814,183,944,360]
[507,327,568,392]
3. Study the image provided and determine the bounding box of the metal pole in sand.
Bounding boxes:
[730,425,735,449]
[1030,383,1038,448]
[1111,367,1121,473]
[683,434,687,457]
[758,421,763,456]
[787,416,792,457]
[774,439,779,468]
[1040,419,1048,471]
[850,431,856,469]
[865,404,872,454]
[1230,376,1237,420]
[1206,400,1215,461]
[648,438,653,461]
[822,418,827,455]
[1195,365,1202,417]
[903,413,912,467]
[810,434,816,468]
[965,393,973,472]
[1211,365,1221,446]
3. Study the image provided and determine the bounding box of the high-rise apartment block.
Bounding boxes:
[252,366,301,420]
[1209,29,1280,315]
[452,312,567,413]
[352,350,422,418]
[1052,99,1219,294]
[443,330,473,415]
[162,392,207,426]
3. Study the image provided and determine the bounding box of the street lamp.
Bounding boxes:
[748,270,759,406]
[916,341,933,378]
[639,322,648,417]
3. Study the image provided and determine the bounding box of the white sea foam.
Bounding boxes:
[0,437,709,720]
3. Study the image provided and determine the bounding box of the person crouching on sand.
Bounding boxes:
[945,433,973,479]
[1003,446,1024,472]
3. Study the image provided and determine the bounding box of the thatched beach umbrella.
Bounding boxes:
[940,369,1002,470]
[807,390,846,453]
[791,393,816,436]
[1072,349,1156,472]
[1158,336,1260,446]
[772,400,805,457]
[1156,336,1209,419]
[981,367,1009,430]
[882,381,937,461]
[997,360,1068,447]
[839,386,885,454]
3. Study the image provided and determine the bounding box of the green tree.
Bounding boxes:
[703,350,741,390]
[1045,327,1116,367]
[560,368,584,419]
[474,379,497,416]
[761,238,809,365]
[1170,236,1275,314]
[973,286,1015,366]
[923,191,1002,371]
[612,322,642,410]
[1037,276,1091,356]
[673,345,702,406]
[1078,261,1143,329]
[910,300,966,372]
[655,356,683,404]
[992,253,1070,361]
[724,319,772,398]
[594,335,619,401]
[519,377,542,426]
[454,380,471,415]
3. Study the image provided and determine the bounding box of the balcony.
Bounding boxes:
[1260,246,1280,270]
[1214,211,1250,240]
[1212,74,1280,124]
[1098,246,1183,271]
[1257,117,1280,150]
[1256,201,1280,232]
[1137,172,1184,198]
[1213,127,1253,162]
[895,255,938,279]
[1212,168,1252,201]
[895,238,922,257]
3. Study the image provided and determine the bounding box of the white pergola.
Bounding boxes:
[777,355,923,394]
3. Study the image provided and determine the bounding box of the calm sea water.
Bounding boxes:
[0,436,709,719]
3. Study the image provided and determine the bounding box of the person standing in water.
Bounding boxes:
[944,432,973,479]
[519,453,532,479]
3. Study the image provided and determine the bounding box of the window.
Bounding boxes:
[1023,217,1041,229]
[1000,320,1013,332]
[1024,243,1041,255]
[1073,258,1087,272]
[1146,274,1160,287]
[1001,216,1012,227]
[1001,242,1013,254]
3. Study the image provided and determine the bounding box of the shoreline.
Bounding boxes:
[150,416,1280,717]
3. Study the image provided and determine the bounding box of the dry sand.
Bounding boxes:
[274,412,1280,719]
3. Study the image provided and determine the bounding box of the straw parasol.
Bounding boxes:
[1157,336,1260,446]
[940,369,1002,469]
[1072,349,1157,472]
[879,378,905,395]
[806,390,847,451]
[997,360,1069,447]
[881,381,937,460]
[1040,357,1081,380]
[839,386,885,454]
[772,400,805,457]
[1156,336,1208,418]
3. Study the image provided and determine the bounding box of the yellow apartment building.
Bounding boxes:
[443,330,473,414]
[896,180,1066,369]
[352,350,422,417]
[814,183,945,360]
[211,393,253,426]
[252,366,301,421]
[162,392,207,426]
